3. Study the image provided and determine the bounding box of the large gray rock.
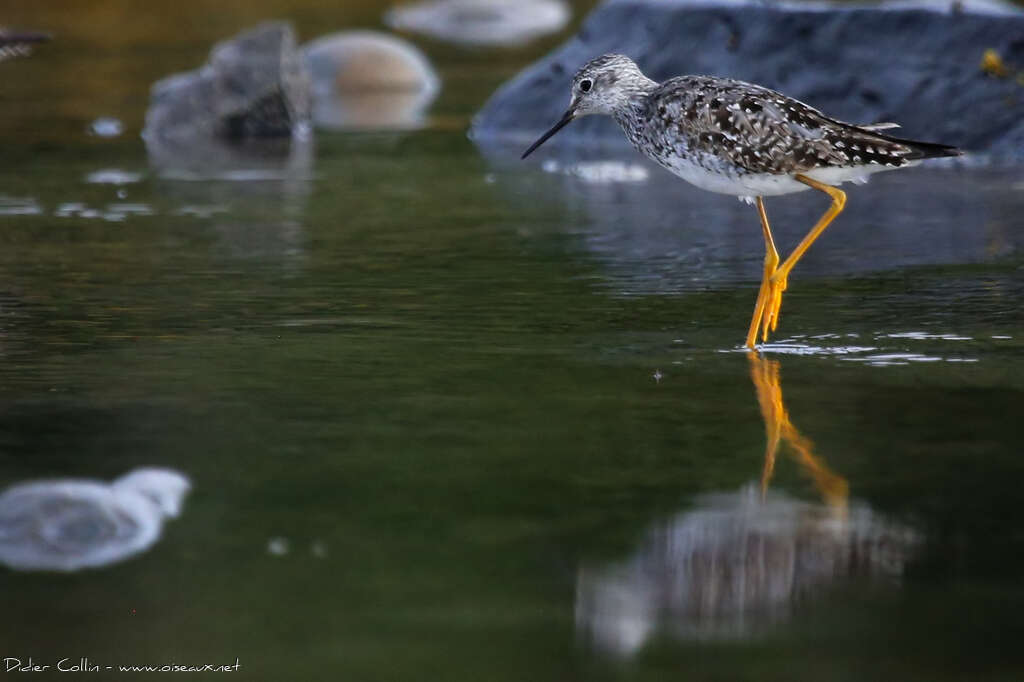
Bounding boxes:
[471,0,1024,162]
[143,22,311,147]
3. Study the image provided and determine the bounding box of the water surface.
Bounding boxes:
[1,2,1023,680]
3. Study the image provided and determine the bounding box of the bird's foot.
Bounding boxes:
[760,272,788,342]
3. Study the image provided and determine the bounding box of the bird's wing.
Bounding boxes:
[858,122,900,131]
[648,77,917,174]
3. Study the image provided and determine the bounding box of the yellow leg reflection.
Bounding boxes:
[747,353,849,513]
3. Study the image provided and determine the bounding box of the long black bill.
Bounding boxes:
[521,109,575,159]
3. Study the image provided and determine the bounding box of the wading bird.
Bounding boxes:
[522,54,960,348]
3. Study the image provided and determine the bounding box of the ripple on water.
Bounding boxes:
[54,201,157,222]
[0,196,42,216]
[541,159,650,184]
[85,169,144,185]
[724,329,988,365]
[741,342,879,357]
[174,205,229,218]
[883,331,973,341]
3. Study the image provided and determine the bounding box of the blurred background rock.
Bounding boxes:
[0,0,598,145]
[304,30,439,130]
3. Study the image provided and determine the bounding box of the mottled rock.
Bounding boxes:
[143,22,311,148]
[471,0,1024,162]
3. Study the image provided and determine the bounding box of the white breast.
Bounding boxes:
[656,153,910,198]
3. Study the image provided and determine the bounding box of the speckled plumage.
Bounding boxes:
[526,54,959,199]
[520,54,961,348]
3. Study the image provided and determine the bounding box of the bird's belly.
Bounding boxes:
[656,154,904,197]
[654,154,806,197]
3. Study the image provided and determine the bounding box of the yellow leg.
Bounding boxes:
[749,352,783,496]
[747,353,849,513]
[782,423,849,513]
[760,175,847,343]
[744,197,780,349]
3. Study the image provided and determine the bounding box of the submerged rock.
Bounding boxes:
[471,0,1024,162]
[143,22,311,154]
[0,468,190,572]
[386,0,570,47]
[303,31,439,130]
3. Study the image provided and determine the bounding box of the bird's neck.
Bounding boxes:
[611,82,657,145]
[610,77,658,128]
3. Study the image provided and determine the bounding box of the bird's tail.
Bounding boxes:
[862,129,963,160]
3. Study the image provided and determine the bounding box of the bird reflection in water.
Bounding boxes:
[749,353,848,512]
[575,354,918,654]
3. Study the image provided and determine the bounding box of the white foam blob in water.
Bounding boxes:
[883,331,973,341]
[570,161,649,184]
[54,202,102,219]
[105,203,153,216]
[88,117,124,138]
[85,169,143,185]
[54,201,155,222]
[0,468,190,572]
[541,160,650,184]
[102,203,155,223]
[267,537,290,556]
[174,205,229,219]
[843,353,945,366]
[385,0,570,47]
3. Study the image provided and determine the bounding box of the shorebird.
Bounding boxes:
[521,54,961,348]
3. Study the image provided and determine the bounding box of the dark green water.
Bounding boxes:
[2,3,1024,680]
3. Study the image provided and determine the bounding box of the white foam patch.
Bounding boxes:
[85,169,143,185]
[542,159,649,184]
[0,468,190,572]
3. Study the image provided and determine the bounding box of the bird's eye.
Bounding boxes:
[579,79,593,93]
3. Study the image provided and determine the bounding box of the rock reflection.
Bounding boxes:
[575,356,918,654]
[0,468,190,572]
[385,0,570,47]
[149,135,312,262]
[146,128,313,184]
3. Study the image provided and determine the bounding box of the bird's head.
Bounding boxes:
[522,54,651,159]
